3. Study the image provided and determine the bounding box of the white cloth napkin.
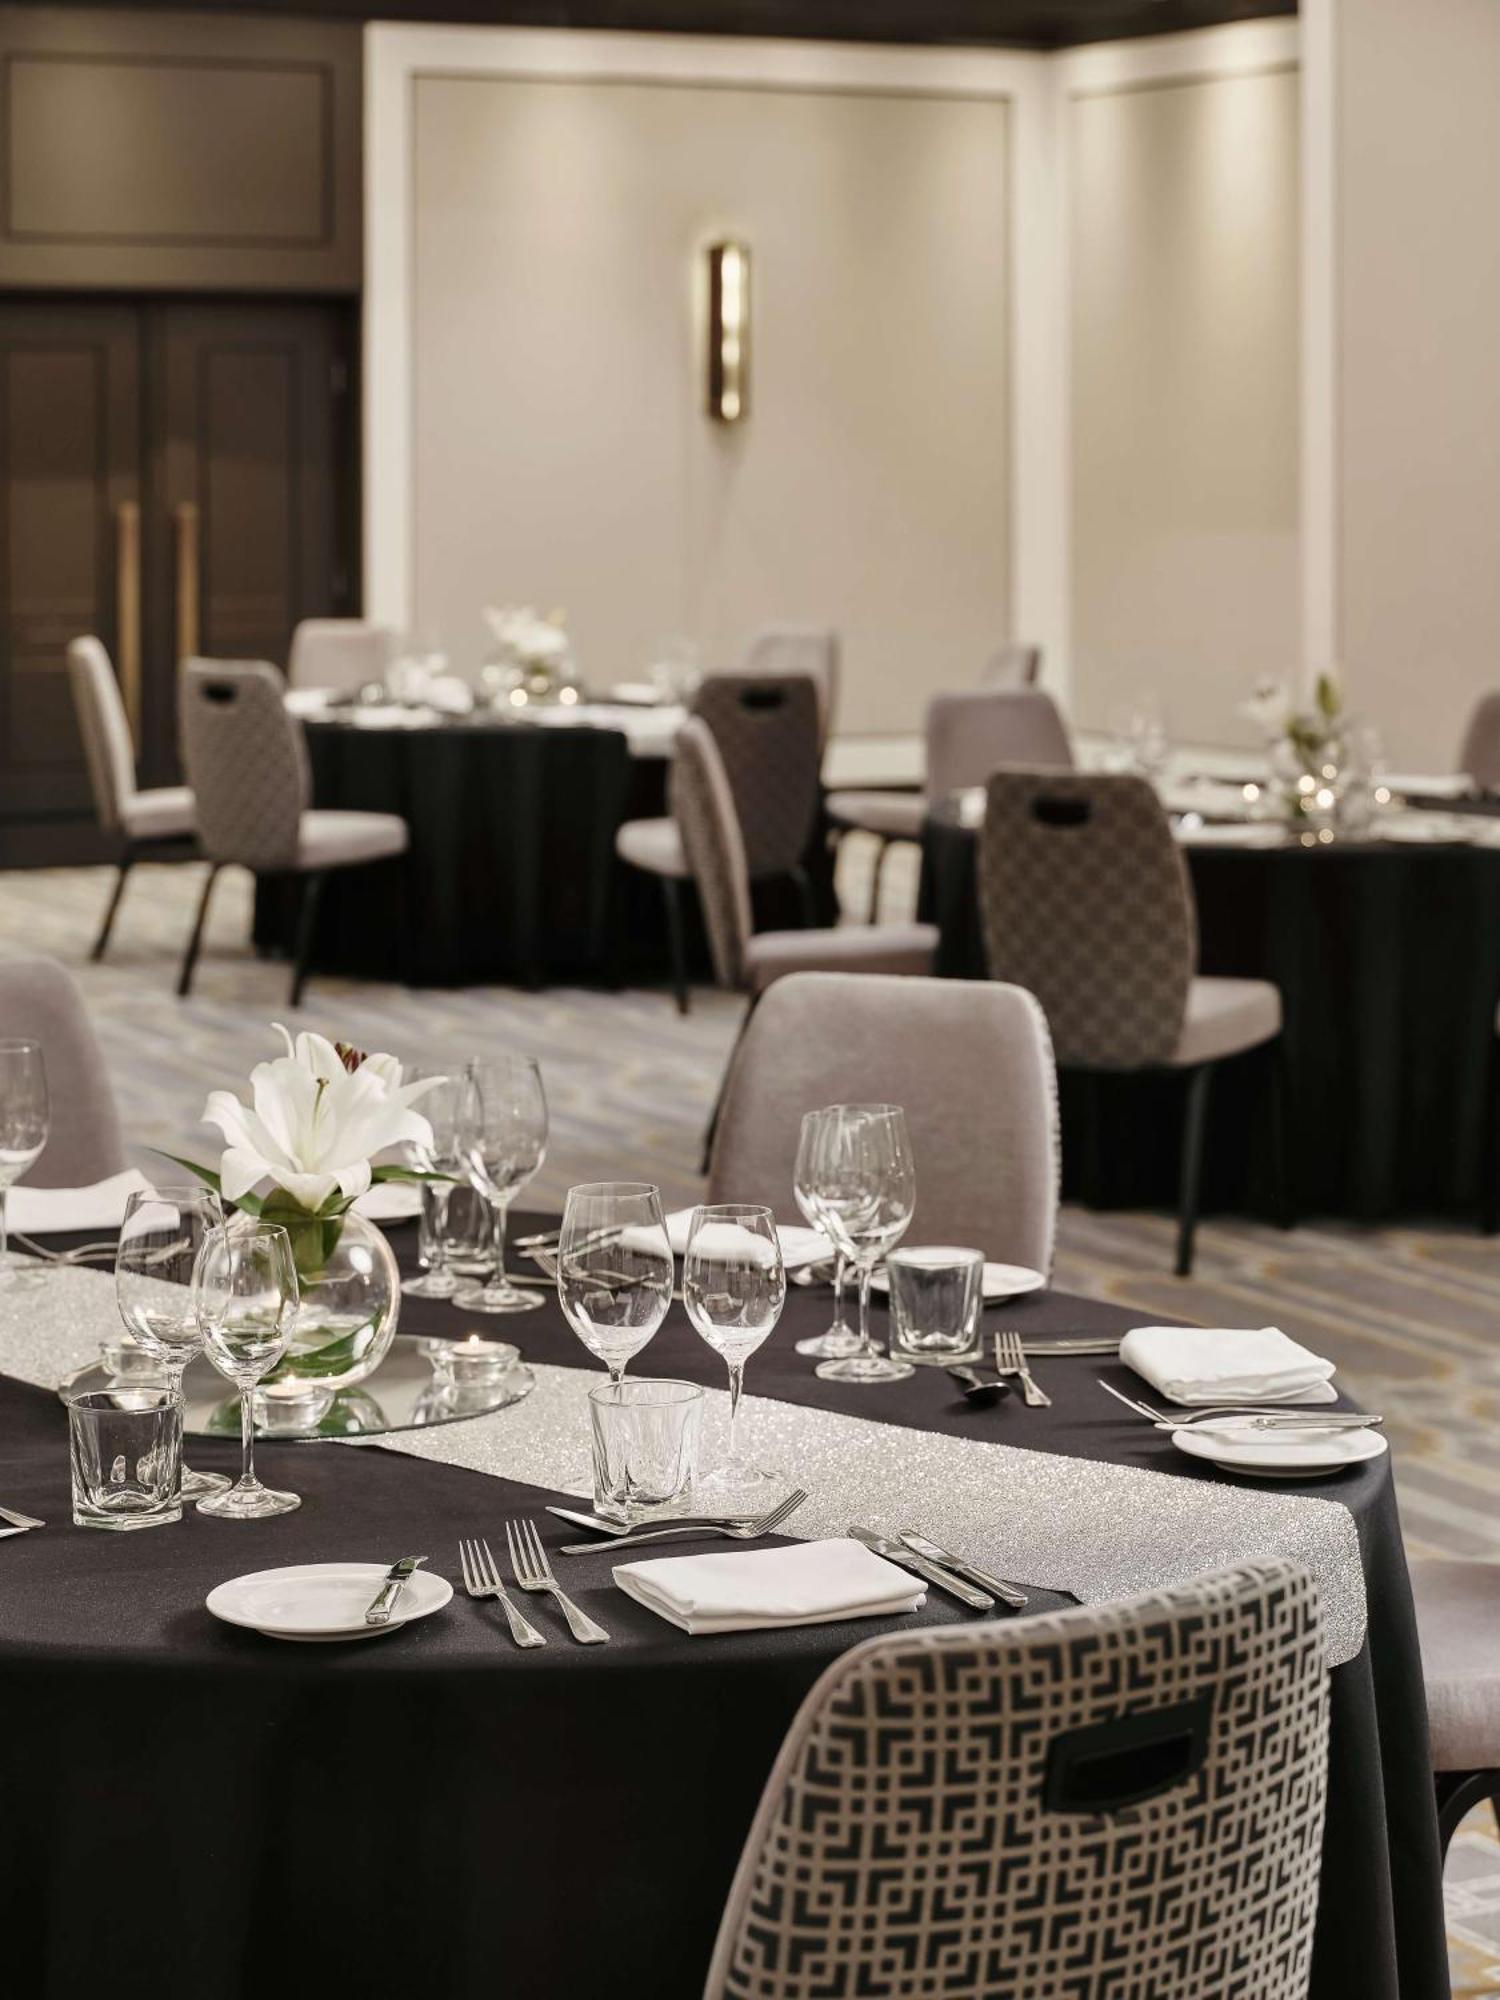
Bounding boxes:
[354,1181,423,1222]
[1121,1325,1338,1405]
[613,1537,925,1636]
[662,1207,832,1272]
[8,1168,151,1235]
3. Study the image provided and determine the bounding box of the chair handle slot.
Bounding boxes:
[1044,1697,1210,1813]
[1031,795,1092,828]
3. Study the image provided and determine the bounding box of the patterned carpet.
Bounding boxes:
[2,854,1496,1990]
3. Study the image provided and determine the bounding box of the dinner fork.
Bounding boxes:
[1097,1380,1382,1432]
[994,1329,1050,1408]
[13,1235,117,1266]
[0,1503,44,1531]
[506,1518,610,1643]
[557,1487,808,1555]
[458,1537,547,1648]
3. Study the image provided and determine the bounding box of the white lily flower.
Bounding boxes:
[202,1026,441,1214]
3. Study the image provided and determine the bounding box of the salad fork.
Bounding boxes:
[458,1537,546,1647]
[994,1329,1050,1407]
[506,1518,610,1643]
[557,1487,807,1555]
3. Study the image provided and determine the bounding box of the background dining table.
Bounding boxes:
[0,1216,1447,2000]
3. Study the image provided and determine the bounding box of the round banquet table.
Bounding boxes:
[921,802,1500,1223]
[0,1218,1446,2000]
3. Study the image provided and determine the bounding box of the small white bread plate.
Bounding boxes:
[1172,1423,1388,1481]
[871,1261,1047,1304]
[207,1563,452,1643]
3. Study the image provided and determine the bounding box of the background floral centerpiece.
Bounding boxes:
[480,604,581,709]
[1241,671,1371,835]
[172,1028,441,1397]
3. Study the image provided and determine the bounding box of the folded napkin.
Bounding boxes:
[1121,1325,1337,1405]
[354,1181,423,1222]
[663,1207,832,1273]
[8,1168,151,1236]
[614,1537,925,1636]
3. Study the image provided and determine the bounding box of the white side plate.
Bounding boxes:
[1172,1424,1387,1481]
[207,1562,452,1642]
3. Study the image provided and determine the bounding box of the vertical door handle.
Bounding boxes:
[175,501,200,664]
[115,501,142,746]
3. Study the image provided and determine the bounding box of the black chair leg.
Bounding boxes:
[700,996,758,1174]
[1481,1032,1500,1234]
[1268,1037,1296,1231]
[866,837,891,924]
[176,864,221,998]
[1175,1062,1216,1277]
[789,864,819,931]
[91,850,135,961]
[289,872,326,1009]
[1436,1769,1500,1858]
[662,877,691,1017]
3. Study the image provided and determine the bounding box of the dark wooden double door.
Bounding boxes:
[0,297,356,864]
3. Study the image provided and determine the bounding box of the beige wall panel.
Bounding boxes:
[1070,67,1299,748]
[411,74,1010,734]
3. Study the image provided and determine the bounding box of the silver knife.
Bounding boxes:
[900,1531,1027,1610]
[848,1525,993,1611]
[0,1504,44,1531]
[365,1555,426,1626]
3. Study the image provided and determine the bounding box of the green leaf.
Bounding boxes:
[369,1164,455,1185]
[1315,672,1340,721]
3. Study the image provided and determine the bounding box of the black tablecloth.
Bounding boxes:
[921,809,1500,1222]
[0,1219,1447,2000]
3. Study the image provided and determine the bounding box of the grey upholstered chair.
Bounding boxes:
[705,1561,1329,2000]
[1410,1560,1500,1857]
[978,639,1043,689]
[739,628,839,750]
[617,675,826,1013]
[828,688,1074,922]
[177,659,408,1005]
[0,956,126,1186]
[66,637,196,961]
[286,619,395,696]
[979,769,1287,1276]
[709,972,1058,1270]
[1458,693,1500,792]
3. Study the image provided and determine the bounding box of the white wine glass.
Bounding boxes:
[792,1108,859,1360]
[683,1203,787,1505]
[403,1067,471,1301]
[0,1039,48,1287]
[807,1104,916,1385]
[193,1220,301,1519]
[116,1184,230,1499]
[455,1055,548,1314]
[556,1182,673,1382]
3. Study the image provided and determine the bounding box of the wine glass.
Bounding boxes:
[0,1039,48,1286]
[806,1104,916,1385]
[192,1220,301,1519]
[403,1067,472,1300]
[792,1108,859,1360]
[116,1185,230,1499]
[455,1055,548,1314]
[556,1182,673,1382]
[682,1203,786,1505]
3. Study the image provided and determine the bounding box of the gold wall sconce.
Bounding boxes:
[707,240,750,423]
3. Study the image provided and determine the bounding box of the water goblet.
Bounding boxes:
[792,1108,859,1360]
[192,1219,301,1519]
[454,1055,548,1314]
[0,1039,48,1287]
[807,1104,917,1385]
[116,1184,230,1499]
[682,1203,787,1505]
[556,1182,673,1382]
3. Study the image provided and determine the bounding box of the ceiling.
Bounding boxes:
[46,0,1296,51]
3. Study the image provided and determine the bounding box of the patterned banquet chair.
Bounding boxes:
[979,769,1289,1277]
[1410,1560,1500,1856]
[978,639,1043,689]
[828,689,1073,923]
[708,971,1058,1270]
[705,1560,1330,2000]
[739,628,840,750]
[286,618,395,697]
[66,637,196,961]
[177,659,409,1005]
[0,956,126,1186]
[617,674,826,1014]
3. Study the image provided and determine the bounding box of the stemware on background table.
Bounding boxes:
[404,1067,473,1301]
[192,1220,301,1519]
[0,1039,48,1286]
[456,1054,548,1314]
[116,1184,231,1499]
[799,1104,917,1385]
[682,1203,787,1505]
[792,1109,859,1360]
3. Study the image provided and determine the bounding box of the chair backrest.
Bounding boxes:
[286,619,395,696]
[0,956,127,1187]
[979,769,1195,1068]
[705,1560,1329,2000]
[926,688,1073,797]
[690,674,822,878]
[671,717,754,990]
[708,971,1059,1271]
[739,628,839,749]
[66,637,137,835]
[179,659,308,872]
[1459,692,1500,790]
[978,639,1043,689]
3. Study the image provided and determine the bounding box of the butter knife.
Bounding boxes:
[848,1525,993,1611]
[365,1555,426,1626]
[900,1531,1027,1610]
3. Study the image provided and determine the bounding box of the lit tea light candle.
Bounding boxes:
[420,1334,520,1385]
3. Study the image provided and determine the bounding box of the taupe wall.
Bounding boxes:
[410,74,1010,733]
[1069,65,1300,747]
[1334,0,1500,770]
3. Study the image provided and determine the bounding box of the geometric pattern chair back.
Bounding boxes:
[977,640,1043,690]
[739,628,840,750]
[978,769,1196,1068]
[0,955,128,1187]
[1458,690,1500,791]
[286,618,395,696]
[66,636,138,836]
[927,689,1074,798]
[690,674,822,878]
[179,659,308,873]
[705,1561,1329,2000]
[670,717,754,991]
